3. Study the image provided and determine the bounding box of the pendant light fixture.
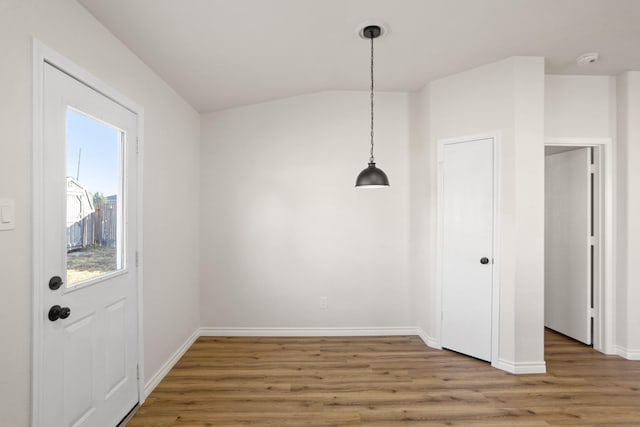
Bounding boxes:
[355,24,390,188]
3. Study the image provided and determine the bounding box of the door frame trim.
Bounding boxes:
[436,132,502,366]
[31,40,145,427]
[544,137,614,354]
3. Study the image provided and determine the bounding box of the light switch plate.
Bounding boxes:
[0,198,15,231]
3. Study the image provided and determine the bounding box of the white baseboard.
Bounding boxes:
[144,328,199,398]
[415,327,441,349]
[493,358,546,374]
[615,346,640,360]
[199,326,420,337]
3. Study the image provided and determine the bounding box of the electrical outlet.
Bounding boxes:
[319,296,328,310]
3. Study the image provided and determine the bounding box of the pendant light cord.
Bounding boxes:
[369,33,375,163]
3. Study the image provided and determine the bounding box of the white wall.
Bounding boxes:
[426,57,546,370]
[616,71,640,358]
[200,91,411,330]
[545,75,616,138]
[408,87,433,343]
[0,1,201,425]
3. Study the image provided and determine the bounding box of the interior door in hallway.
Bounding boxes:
[545,147,592,345]
[440,137,495,362]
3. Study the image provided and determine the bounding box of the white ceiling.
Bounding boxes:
[79,0,640,113]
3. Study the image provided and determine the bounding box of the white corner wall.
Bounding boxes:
[408,87,433,344]
[616,71,640,359]
[199,91,411,331]
[426,57,546,371]
[0,1,201,425]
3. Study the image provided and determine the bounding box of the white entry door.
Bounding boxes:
[39,63,139,426]
[544,148,592,345]
[440,137,495,362]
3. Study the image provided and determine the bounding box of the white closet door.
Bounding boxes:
[441,138,494,362]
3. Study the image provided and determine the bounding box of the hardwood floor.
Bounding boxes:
[127,330,640,426]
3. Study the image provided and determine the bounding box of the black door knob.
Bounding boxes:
[49,276,64,290]
[480,257,490,265]
[48,305,71,321]
[59,307,71,319]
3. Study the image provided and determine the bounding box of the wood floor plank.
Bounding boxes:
[127,330,640,426]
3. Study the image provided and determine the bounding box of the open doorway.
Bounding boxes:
[545,137,615,354]
[544,145,599,345]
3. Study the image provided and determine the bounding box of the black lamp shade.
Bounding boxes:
[355,162,390,188]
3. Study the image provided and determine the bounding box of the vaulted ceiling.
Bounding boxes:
[79,0,640,112]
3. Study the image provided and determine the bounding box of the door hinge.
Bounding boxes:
[589,235,595,246]
[136,364,140,380]
[135,250,139,267]
[136,137,140,154]
[589,163,596,174]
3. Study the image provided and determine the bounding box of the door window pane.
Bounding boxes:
[66,108,124,286]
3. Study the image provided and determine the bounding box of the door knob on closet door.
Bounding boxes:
[480,257,490,265]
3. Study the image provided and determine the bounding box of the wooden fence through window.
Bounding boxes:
[67,201,117,251]
[94,201,117,247]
